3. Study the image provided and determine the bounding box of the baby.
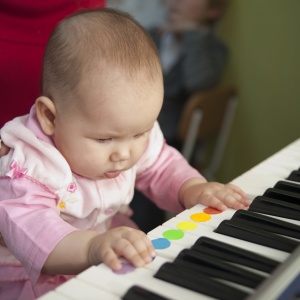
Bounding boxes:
[0,8,248,299]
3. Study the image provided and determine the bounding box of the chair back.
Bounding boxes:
[178,85,238,180]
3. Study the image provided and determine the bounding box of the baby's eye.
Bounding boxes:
[134,133,145,139]
[98,138,112,143]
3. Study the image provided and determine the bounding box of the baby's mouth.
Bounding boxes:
[104,170,121,179]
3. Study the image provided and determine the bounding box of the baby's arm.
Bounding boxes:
[179,177,249,211]
[42,226,155,274]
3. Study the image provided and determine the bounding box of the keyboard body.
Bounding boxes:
[38,138,300,300]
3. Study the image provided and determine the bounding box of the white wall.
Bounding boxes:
[107,0,167,28]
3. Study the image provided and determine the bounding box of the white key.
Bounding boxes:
[78,264,214,300]
[231,139,300,198]
[37,291,72,300]
[176,204,237,228]
[55,277,119,300]
[148,229,186,260]
[154,217,288,262]
[179,203,300,228]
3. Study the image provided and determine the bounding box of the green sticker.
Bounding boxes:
[162,229,184,240]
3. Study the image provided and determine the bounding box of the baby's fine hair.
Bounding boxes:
[41,8,162,100]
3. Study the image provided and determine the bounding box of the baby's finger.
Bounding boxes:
[198,193,227,211]
[223,189,250,208]
[125,233,155,263]
[222,193,247,210]
[203,191,245,210]
[118,241,148,268]
[101,248,122,271]
[225,183,247,199]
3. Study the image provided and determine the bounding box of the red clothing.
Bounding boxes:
[0,0,105,127]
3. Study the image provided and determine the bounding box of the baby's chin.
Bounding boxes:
[71,171,105,180]
[72,171,125,181]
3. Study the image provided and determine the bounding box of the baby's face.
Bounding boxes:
[167,0,210,24]
[52,67,163,180]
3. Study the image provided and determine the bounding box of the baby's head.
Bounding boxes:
[41,7,162,106]
[36,8,163,179]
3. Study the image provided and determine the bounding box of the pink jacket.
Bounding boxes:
[0,105,202,297]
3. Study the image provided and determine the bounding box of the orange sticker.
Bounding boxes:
[203,207,222,215]
[190,212,211,222]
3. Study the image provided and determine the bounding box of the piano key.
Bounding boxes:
[122,285,171,300]
[230,139,300,198]
[160,216,288,262]
[174,249,266,288]
[77,263,213,300]
[36,291,72,300]
[274,180,300,194]
[230,209,300,239]
[150,220,280,276]
[215,220,299,252]
[148,228,189,260]
[175,204,236,228]
[191,236,279,273]
[286,170,300,182]
[55,277,120,300]
[249,196,300,221]
[176,203,300,231]
[231,173,297,201]
[154,262,250,300]
[264,187,300,201]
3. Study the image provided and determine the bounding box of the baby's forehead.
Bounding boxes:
[75,65,162,104]
[83,61,162,88]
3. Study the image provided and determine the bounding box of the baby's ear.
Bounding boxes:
[35,96,57,136]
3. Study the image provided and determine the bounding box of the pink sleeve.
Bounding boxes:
[136,139,205,213]
[0,176,77,283]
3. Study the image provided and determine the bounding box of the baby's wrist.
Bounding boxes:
[86,231,103,267]
[179,177,207,207]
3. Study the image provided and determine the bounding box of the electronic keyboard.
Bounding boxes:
[38,138,300,300]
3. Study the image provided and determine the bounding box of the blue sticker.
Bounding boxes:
[151,238,171,249]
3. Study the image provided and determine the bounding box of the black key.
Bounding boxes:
[175,249,265,288]
[274,180,300,194]
[286,170,300,183]
[230,210,300,239]
[155,262,249,300]
[191,236,279,273]
[263,188,300,202]
[249,196,300,221]
[215,220,299,252]
[122,285,171,300]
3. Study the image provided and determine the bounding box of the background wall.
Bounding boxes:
[217,0,300,182]
[107,0,300,182]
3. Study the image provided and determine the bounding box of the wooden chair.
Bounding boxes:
[178,85,238,180]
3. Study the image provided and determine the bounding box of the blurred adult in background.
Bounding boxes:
[0,0,106,128]
[153,0,229,148]
[130,0,229,232]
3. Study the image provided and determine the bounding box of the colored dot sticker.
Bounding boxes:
[151,238,171,249]
[113,262,135,274]
[177,221,198,231]
[162,229,184,240]
[203,207,222,214]
[190,212,211,222]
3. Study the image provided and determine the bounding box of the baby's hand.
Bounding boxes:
[88,227,155,271]
[160,21,200,33]
[180,178,249,211]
